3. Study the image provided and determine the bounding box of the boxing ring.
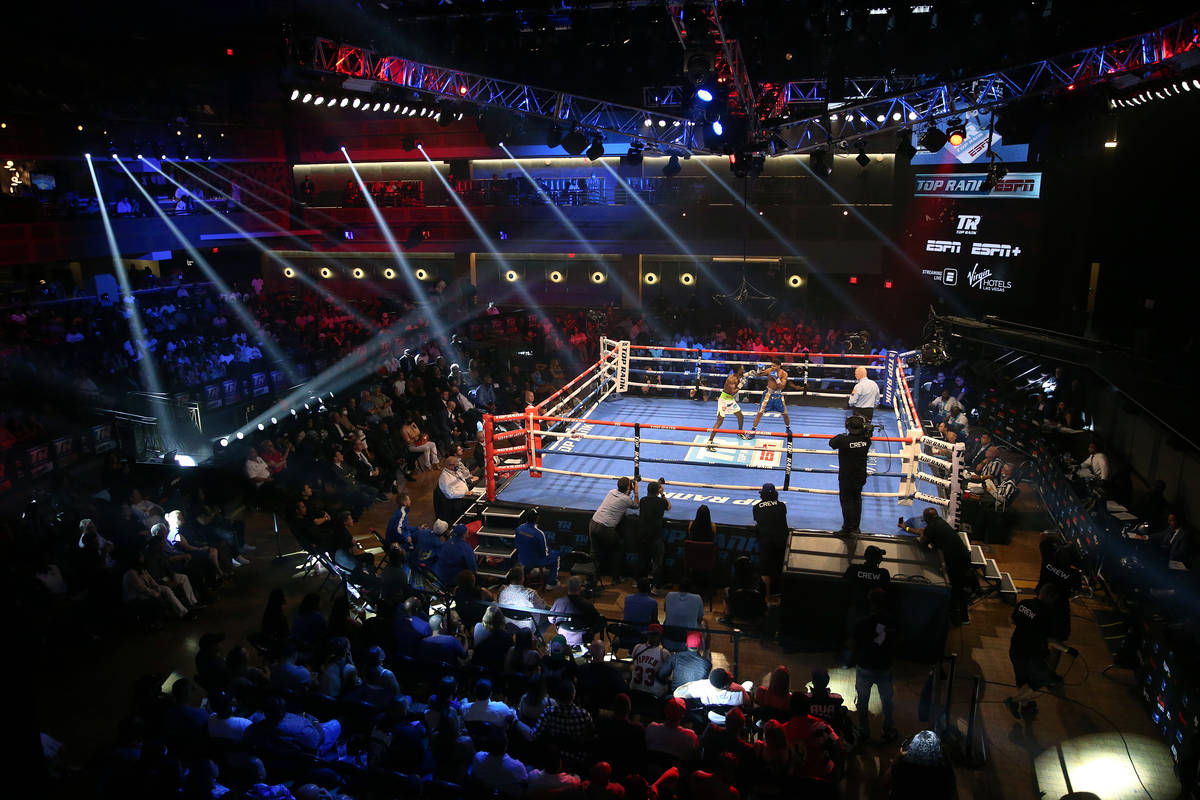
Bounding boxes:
[482,338,964,535]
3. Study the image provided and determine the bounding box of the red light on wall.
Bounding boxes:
[884,280,894,289]
[849,276,858,284]
[211,247,219,253]
[226,48,234,56]
[567,253,575,258]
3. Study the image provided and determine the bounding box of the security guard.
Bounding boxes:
[830,415,872,535]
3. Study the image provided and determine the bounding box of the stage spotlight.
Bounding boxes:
[319,267,333,279]
[383,268,396,280]
[696,88,714,102]
[919,126,948,151]
[662,154,681,177]
[257,423,265,431]
[302,93,312,103]
[283,267,296,278]
[352,267,365,279]
[590,270,607,284]
[680,272,695,286]
[290,89,300,101]
[314,95,324,105]
[946,119,966,147]
[892,112,902,122]
[220,438,229,447]
[401,105,410,114]
[810,149,833,177]
[504,269,519,282]
[290,409,297,416]
[644,272,659,285]
[876,114,886,123]
[549,270,564,283]
[712,120,724,136]
[546,124,563,148]
[351,98,360,108]
[415,268,430,280]
[236,432,244,440]
[643,118,653,127]
[856,141,870,167]
[271,417,278,425]
[586,136,605,161]
[562,129,587,156]
[787,274,804,288]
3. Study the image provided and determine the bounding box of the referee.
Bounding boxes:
[848,366,881,426]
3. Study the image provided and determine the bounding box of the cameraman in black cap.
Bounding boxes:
[830,415,872,535]
[753,482,789,601]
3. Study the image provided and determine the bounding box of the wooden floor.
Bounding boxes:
[34,469,1182,800]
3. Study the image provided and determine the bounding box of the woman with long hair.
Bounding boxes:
[688,504,716,542]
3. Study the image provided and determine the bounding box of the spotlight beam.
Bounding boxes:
[84,154,179,450]
[499,144,674,345]
[340,146,459,364]
[417,144,588,376]
[693,158,869,317]
[596,159,745,322]
[147,159,378,331]
[113,159,302,383]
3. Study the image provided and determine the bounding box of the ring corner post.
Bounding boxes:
[526,404,543,478]
[483,413,497,502]
[948,440,966,527]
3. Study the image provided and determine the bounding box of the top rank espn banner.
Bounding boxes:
[915,172,1041,199]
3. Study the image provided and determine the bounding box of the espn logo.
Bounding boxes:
[970,242,1022,257]
[926,240,961,253]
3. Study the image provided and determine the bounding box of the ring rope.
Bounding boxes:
[627,368,858,384]
[535,465,904,497]
[626,354,881,370]
[624,380,852,399]
[914,490,950,507]
[627,344,884,360]
[538,348,619,413]
[531,414,913,443]
[534,426,905,458]
[545,447,905,477]
[544,364,612,419]
[914,472,953,489]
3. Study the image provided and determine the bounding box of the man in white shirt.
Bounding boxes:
[848,365,881,425]
[1077,442,1110,483]
[628,624,672,700]
[468,733,528,798]
[589,477,638,583]
[673,667,752,725]
[245,448,271,486]
[463,679,519,727]
[437,455,475,522]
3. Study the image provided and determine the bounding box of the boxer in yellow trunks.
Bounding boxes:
[706,365,757,451]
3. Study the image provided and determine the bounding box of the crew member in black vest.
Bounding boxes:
[1004,583,1077,722]
[1036,534,1081,671]
[753,482,789,601]
[830,415,872,536]
[901,507,973,625]
[840,545,891,665]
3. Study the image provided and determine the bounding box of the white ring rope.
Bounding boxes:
[534,426,906,458]
[914,472,952,489]
[624,380,852,399]
[627,354,881,370]
[544,364,612,419]
[914,490,950,507]
[535,466,905,497]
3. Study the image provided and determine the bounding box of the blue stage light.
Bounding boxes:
[696,88,714,102]
[711,120,724,136]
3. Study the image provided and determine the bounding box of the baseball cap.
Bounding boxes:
[686,630,703,648]
[647,623,663,634]
[864,545,886,562]
[846,415,866,431]
[664,697,687,722]
[760,482,778,499]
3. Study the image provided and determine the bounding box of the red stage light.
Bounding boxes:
[567,253,575,258]
[947,131,965,147]
[226,48,234,56]
[211,247,219,253]
[884,280,893,289]
[849,276,858,284]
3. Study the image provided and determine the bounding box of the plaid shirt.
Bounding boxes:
[534,702,594,765]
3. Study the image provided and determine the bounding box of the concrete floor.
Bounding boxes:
[34,468,1181,799]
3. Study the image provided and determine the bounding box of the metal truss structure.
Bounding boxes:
[306,37,702,154]
[765,11,1200,154]
[645,75,928,110]
[665,2,756,123]
[302,12,1199,158]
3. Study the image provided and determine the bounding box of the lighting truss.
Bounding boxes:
[645,75,927,111]
[664,1,756,125]
[306,37,701,153]
[763,11,1200,154]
